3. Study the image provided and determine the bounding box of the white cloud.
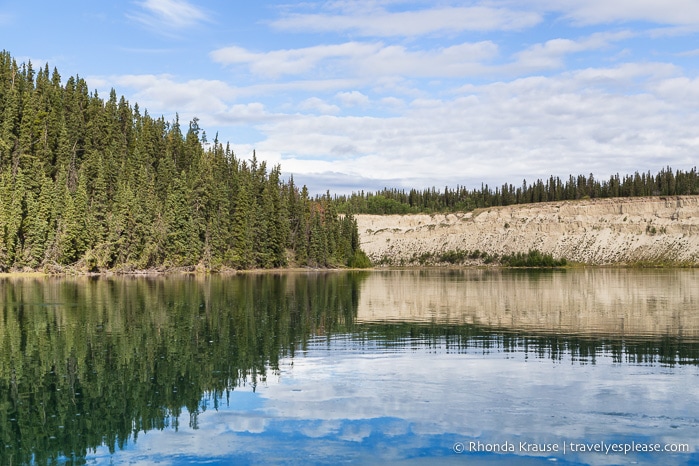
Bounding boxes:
[107,74,236,115]
[211,42,381,78]
[89,74,283,134]
[513,38,583,70]
[512,31,634,71]
[96,0,699,196]
[505,0,699,27]
[557,0,699,26]
[248,66,699,192]
[571,62,678,82]
[298,97,341,115]
[677,48,699,56]
[211,30,633,85]
[218,103,275,124]
[211,41,499,79]
[129,0,210,30]
[653,76,699,105]
[97,58,699,195]
[336,91,370,107]
[271,5,542,36]
[242,79,366,97]
[358,41,498,77]
[379,96,405,109]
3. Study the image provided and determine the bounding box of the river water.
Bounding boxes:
[1,269,698,465]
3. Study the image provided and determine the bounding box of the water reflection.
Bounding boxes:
[359,268,699,339]
[0,272,363,465]
[0,270,698,465]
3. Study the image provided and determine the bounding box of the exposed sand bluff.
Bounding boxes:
[355,196,699,265]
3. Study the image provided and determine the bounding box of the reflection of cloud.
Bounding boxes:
[87,343,699,464]
[339,423,372,442]
[297,419,342,439]
[261,350,699,446]
[223,412,267,434]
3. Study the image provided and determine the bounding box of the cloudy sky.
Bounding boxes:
[2,0,699,193]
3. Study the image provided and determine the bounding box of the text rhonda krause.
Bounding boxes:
[466,441,690,455]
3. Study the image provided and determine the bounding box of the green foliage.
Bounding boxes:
[348,249,372,268]
[0,51,367,271]
[499,250,567,267]
[365,194,412,214]
[335,166,699,214]
[438,249,468,264]
[483,253,497,264]
[386,247,570,268]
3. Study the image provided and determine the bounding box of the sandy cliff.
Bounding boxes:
[356,196,699,265]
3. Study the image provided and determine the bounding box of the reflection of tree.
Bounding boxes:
[1,272,698,464]
[357,322,699,366]
[0,272,366,465]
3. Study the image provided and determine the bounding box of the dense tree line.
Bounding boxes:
[335,167,699,214]
[0,52,367,271]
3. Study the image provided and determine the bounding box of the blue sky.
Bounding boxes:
[2,0,699,194]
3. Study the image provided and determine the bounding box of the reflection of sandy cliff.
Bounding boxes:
[356,269,699,339]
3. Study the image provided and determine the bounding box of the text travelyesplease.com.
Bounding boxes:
[453,440,690,455]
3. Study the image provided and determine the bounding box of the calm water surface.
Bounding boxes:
[1,269,698,465]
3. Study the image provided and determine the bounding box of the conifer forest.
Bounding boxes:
[335,166,699,215]
[1,51,698,272]
[0,52,368,272]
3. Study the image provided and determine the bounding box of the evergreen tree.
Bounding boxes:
[230,164,254,268]
[164,173,197,266]
[0,52,367,272]
[22,173,55,267]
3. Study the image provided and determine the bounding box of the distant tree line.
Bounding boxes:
[0,51,368,272]
[334,167,699,214]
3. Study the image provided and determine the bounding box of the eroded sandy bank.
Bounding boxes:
[356,196,699,265]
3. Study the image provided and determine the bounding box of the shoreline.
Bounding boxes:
[1,262,696,279]
[0,265,374,278]
[3,195,698,278]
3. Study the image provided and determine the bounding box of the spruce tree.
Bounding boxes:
[0,52,370,272]
[230,165,254,268]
